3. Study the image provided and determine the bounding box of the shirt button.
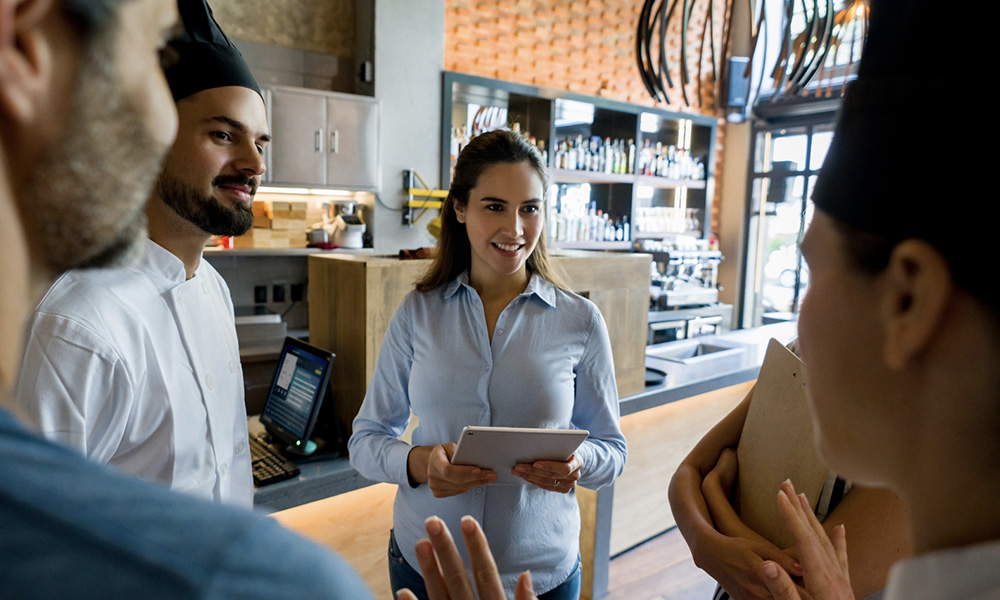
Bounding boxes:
[206,374,215,391]
[476,487,483,494]
[235,441,246,455]
[219,463,228,478]
[496,328,504,335]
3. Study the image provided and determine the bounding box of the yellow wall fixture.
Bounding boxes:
[402,169,447,227]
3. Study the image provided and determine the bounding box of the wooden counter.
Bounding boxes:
[308,250,652,434]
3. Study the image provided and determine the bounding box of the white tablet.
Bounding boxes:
[451,426,589,485]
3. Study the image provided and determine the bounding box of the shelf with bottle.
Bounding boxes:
[450,121,549,174]
[447,80,552,181]
[551,134,637,175]
[634,140,706,182]
[632,206,704,238]
[547,183,631,248]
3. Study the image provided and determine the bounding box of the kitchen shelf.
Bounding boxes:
[633,230,703,239]
[552,170,636,185]
[203,247,374,257]
[550,240,632,251]
[635,175,707,190]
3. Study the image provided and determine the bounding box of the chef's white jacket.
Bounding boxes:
[11,239,252,507]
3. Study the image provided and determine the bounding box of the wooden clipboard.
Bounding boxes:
[735,338,830,549]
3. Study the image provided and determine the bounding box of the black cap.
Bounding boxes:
[811,0,992,303]
[165,0,261,102]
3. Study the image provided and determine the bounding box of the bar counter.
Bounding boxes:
[254,321,797,512]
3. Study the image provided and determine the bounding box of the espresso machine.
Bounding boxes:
[317,201,366,249]
[638,236,733,344]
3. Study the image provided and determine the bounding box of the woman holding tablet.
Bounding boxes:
[349,129,627,600]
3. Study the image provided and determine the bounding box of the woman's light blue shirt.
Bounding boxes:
[349,271,627,597]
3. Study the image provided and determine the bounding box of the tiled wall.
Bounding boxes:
[211,0,354,57]
[212,0,357,92]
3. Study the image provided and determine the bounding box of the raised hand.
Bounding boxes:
[396,516,538,600]
[760,480,854,600]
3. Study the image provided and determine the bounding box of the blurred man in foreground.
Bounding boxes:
[0,0,369,596]
[11,0,269,507]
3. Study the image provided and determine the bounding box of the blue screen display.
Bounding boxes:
[263,344,329,439]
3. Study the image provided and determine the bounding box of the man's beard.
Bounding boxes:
[156,173,255,237]
[20,33,169,272]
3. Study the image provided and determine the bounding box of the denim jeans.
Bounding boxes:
[388,529,583,600]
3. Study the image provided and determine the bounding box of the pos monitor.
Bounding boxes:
[259,337,335,455]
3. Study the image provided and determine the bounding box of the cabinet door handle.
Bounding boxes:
[315,129,324,153]
[330,129,339,154]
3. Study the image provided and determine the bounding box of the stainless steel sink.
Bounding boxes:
[646,340,746,365]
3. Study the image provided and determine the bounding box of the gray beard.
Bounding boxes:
[20,31,166,272]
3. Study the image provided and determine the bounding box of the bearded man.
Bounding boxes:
[9,0,270,507]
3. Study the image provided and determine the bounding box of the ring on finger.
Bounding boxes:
[553,479,559,487]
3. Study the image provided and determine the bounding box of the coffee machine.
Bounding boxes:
[638,236,733,344]
[320,201,366,249]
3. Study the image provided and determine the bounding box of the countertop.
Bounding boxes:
[252,321,799,512]
[623,321,798,416]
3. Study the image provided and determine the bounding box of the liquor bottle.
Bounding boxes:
[627,139,636,174]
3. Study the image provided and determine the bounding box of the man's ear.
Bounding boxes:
[0,0,57,124]
[880,239,953,370]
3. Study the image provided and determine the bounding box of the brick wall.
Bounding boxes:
[445,0,728,112]
[444,0,730,232]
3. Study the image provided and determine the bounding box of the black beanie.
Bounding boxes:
[164,0,262,102]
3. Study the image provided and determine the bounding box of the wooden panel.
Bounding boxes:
[578,486,598,600]
[610,381,754,556]
[274,482,600,599]
[588,286,648,398]
[272,483,396,599]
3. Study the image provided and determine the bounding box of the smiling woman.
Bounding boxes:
[348,129,627,600]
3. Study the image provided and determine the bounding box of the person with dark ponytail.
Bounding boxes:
[349,129,627,600]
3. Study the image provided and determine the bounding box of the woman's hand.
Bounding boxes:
[692,448,805,599]
[409,444,497,498]
[396,516,538,600]
[760,480,854,600]
[511,453,583,493]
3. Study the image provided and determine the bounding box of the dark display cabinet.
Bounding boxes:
[441,72,717,250]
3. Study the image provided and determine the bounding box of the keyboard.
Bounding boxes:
[249,432,300,486]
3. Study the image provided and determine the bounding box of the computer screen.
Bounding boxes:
[259,337,335,452]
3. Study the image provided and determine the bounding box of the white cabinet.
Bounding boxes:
[264,86,379,190]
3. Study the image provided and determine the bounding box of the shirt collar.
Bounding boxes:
[135,239,198,289]
[885,539,1000,599]
[444,270,557,308]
